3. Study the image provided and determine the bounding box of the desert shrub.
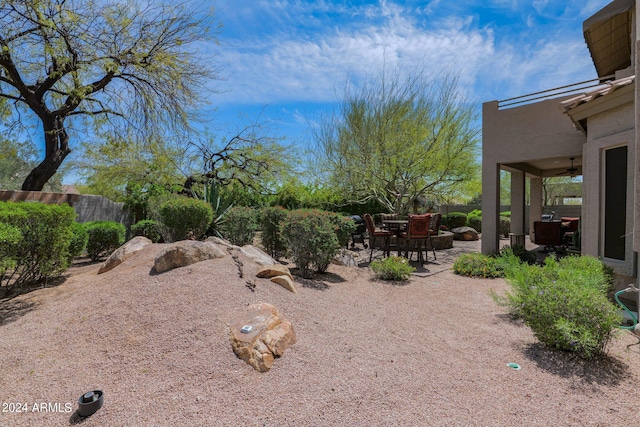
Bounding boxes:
[221,206,258,246]
[157,196,213,242]
[442,212,467,229]
[131,219,162,243]
[467,209,481,218]
[453,252,503,278]
[328,213,357,248]
[0,222,21,278]
[0,201,75,292]
[68,222,89,260]
[499,245,536,266]
[280,209,341,278]
[370,255,415,281]
[467,215,482,232]
[85,221,126,261]
[260,206,288,258]
[499,216,511,238]
[499,255,620,359]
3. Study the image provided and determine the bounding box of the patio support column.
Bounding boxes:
[634,0,640,307]
[529,177,543,243]
[510,170,526,236]
[481,162,501,254]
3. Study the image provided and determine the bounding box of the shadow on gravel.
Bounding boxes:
[296,278,331,290]
[292,270,346,291]
[0,298,36,326]
[522,343,629,387]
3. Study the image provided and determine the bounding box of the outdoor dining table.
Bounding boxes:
[382,219,408,255]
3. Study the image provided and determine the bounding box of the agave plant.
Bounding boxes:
[203,180,234,238]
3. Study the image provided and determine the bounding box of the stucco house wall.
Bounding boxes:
[581,101,636,277]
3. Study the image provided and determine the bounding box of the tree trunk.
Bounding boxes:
[21,116,70,191]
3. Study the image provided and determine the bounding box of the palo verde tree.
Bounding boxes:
[72,133,189,201]
[312,68,480,215]
[0,0,220,191]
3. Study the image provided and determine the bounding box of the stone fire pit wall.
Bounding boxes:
[431,231,454,250]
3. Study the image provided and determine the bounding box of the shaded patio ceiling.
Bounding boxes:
[503,156,583,178]
[583,0,633,78]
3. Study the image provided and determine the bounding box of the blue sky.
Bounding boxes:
[202,0,612,146]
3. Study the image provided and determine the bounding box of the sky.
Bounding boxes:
[199,0,613,147]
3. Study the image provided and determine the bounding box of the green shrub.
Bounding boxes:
[0,222,21,278]
[453,253,503,278]
[499,245,536,266]
[131,219,162,243]
[328,213,357,248]
[467,209,481,218]
[442,212,467,229]
[370,255,415,281]
[467,215,482,232]
[280,209,341,278]
[85,221,126,261]
[68,222,89,260]
[0,201,75,291]
[260,206,288,258]
[499,216,511,238]
[500,211,511,217]
[157,196,213,242]
[499,255,621,360]
[221,206,258,246]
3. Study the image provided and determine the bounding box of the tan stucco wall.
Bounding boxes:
[581,101,636,277]
[481,98,586,254]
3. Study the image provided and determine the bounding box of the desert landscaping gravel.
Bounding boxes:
[1,241,639,426]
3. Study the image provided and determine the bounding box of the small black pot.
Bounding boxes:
[77,390,104,417]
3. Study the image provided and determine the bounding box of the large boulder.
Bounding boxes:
[153,240,225,273]
[227,303,296,372]
[205,236,235,248]
[451,226,480,241]
[98,236,152,274]
[240,245,277,266]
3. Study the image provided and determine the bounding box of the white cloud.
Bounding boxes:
[214,3,495,105]
[210,0,608,109]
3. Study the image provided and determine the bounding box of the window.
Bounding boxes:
[603,145,627,261]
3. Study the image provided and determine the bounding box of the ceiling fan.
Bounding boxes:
[557,157,578,176]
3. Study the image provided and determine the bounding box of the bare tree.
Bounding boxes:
[0,0,220,190]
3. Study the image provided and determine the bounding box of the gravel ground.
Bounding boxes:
[1,240,639,427]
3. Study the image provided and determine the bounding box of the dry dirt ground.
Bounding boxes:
[1,239,640,427]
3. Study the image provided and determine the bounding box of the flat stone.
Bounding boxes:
[227,303,296,372]
[98,236,152,274]
[153,240,226,274]
[256,264,293,281]
[270,275,297,294]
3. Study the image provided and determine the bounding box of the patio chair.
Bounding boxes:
[400,214,432,263]
[427,212,440,261]
[363,213,392,262]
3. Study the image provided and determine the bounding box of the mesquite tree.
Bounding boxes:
[0,0,219,190]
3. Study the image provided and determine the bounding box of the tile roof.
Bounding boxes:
[560,75,635,111]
